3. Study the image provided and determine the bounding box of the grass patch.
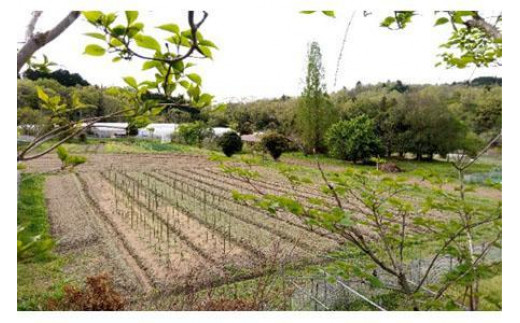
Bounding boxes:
[17,174,69,310]
[103,139,205,154]
[31,138,208,155]
[17,174,53,261]
[282,151,500,187]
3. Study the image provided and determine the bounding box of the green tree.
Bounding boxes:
[402,88,468,160]
[296,41,337,154]
[23,68,90,87]
[225,148,501,310]
[326,115,382,162]
[176,121,213,147]
[261,132,289,161]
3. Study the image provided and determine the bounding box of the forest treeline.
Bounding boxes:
[18,72,501,161]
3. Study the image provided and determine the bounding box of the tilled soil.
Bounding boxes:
[24,153,212,173]
[38,153,338,306]
[45,173,153,294]
[34,151,495,308]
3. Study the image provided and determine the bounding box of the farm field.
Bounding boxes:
[18,142,502,310]
[21,150,345,309]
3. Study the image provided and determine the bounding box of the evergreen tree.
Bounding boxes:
[296,42,337,154]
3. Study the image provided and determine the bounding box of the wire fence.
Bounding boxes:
[284,246,501,311]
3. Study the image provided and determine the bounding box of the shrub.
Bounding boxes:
[325,115,382,163]
[218,132,243,157]
[127,124,139,136]
[47,273,125,310]
[261,132,289,160]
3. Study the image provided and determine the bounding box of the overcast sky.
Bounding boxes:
[17,10,502,102]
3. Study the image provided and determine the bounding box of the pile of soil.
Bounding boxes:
[379,162,403,173]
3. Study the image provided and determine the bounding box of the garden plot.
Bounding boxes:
[38,153,346,297]
[44,173,154,294]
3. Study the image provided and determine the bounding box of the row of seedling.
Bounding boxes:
[105,169,252,268]
[161,168,336,239]
[152,169,334,254]
[103,170,213,269]
[128,170,312,263]
[122,171,256,262]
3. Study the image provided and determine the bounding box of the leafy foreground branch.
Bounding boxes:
[18,11,216,162]
[219,138,501,310]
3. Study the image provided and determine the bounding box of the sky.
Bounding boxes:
[17,10,502,102]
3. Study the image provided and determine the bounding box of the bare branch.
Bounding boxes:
[18,11,80,73]
[316,159,343,209]
[25,11,43,41]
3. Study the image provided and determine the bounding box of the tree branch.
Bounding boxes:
[464,13,502,39]
[25,11,43,41]
[18,108,134,161]
[18,11,80,74]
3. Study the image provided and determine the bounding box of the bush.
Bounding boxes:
[326,115,382,162]
[127,124,139,136]
[218,132,243,157]
[261,132,289,160]
[47,273,125,310]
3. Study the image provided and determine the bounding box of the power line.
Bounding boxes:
[333,11,357,90]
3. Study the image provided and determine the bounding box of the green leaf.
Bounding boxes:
[84,32,106,41]
[157,23,180,34]
[187,85,201,99]
[101,13,117,27]
[197,93,213,107]
[112,25,127,36]
[134,34,161,52]
[179,36,191,47]
[123,76,138,89]
[110,37,124,47]
[300,11,315,14]
[142,61,160,70]
[187,73,202,85]
[172,60,184,72]
[36,87,49,103]
[83,11,103,23]
[125,11,139,25]
[199,46,212,58]
[381,16,396,27]
[179,80,190,89]
[199,39,218,49]
[434,17,449,26]
[84,44,106,56]
[322,11,335,18]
